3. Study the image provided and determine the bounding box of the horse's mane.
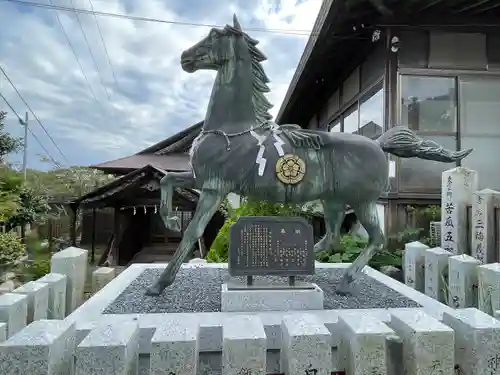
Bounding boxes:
[224,24,273,124]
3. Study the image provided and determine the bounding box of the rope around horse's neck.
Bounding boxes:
[200,120,273,151]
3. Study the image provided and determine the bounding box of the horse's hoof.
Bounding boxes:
[165,216,181,232]
[145,285,163,296]
[336,275,353,295]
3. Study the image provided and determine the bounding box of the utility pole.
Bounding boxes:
[20,111,28,181]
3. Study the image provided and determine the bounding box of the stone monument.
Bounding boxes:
[222,216,324,312]
[145,14,473,296]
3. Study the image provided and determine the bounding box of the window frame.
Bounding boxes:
[327,78,384,133]
[396,69,500,193]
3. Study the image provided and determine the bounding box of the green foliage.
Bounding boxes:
[0,167,23,221]
[207,198,318,262]
[0,231,25,266]
[0,111,23,161]
[5,186,50,230]
[26,165,115,200]
[406,204,441,222]
[316,234,403,270]
[17,258,50,282]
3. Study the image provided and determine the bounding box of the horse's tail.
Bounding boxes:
[377,126,472,163]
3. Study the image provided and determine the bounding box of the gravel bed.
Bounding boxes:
[103,267,420,314]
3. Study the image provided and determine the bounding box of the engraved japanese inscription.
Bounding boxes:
[228,216,314,276]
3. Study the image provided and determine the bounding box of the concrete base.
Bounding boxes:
[221,282,324,312]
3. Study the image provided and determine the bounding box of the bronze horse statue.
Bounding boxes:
[146,15,472,295]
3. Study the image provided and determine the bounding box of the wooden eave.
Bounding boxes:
[276,0,500,127]
[73,165,197,209]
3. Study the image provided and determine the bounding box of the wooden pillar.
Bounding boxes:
[91,208,96,264]
[69,203,78,247]
[48,218,54,251]
[113,207,120,264]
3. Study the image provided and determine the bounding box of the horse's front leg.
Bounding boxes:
[146,188,226,296]
[159,171,195,232]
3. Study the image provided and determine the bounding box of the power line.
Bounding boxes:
[87,0,122,93]
[68,0,111,101]
[0,91,60,166]
[47,0,99,104]
[0,65,69,164]
[0,0,367,39]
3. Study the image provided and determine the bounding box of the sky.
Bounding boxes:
[0,0,322,170]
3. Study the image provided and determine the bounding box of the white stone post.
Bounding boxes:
[281,314,332,375]
[0,320,76,375]
[404,241,428,292]
[12,281,50,323]
[0,293,27,338]
[443,308,500,375]
[471,189,500,263]
[448,255,481,309]
[91,267,116,293]
[0,323,6,342]
[222,316,266,375]
[76,322,139,375]
[477,263,500,315]
[37,273,67,319]
[150,318,200,375]
[441,167,478,254]
[50,247,88,315]
[338,314,394,375]
[389,310,455,375]
[424,247,453,303]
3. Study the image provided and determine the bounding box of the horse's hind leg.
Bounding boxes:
[337,200,385,294]
[314,200,344,253]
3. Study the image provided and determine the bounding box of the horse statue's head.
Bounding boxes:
[181,15,274,125]
[180,14,265,73]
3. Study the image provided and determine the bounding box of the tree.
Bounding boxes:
[5,186,50,233]
[27,165,115,200]
[0,111,23,163]
[0,166,23,221]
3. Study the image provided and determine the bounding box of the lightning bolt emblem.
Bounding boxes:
[273,134,285,156]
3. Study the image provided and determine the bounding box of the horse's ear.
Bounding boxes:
[233,14,242,31]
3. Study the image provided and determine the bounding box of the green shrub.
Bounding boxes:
[17,258,50,282]
[0,231,25,266]
[316,234,403,270]
[207,198,316,262]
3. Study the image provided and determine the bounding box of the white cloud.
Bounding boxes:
[0,0,321,169]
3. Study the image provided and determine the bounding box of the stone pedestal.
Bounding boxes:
[150,317,199,375]
[404,241,428,292]
[471,189,500,263]
[448,255,481,309]
[221,282,323,312]
[477,263,500,315]
[443,308,500,375]
[441,167,478,254]
[12,281,50,323]
[37,273,67,319]
[389,310,454,375]
[0,293,27,338]
[91,267,116,293]
[50,247,88,314]
[223,316,266,375]
[338,314,394,375]
[424,247,453,302]
[76,322,139,375]
[0,320,75,375]
[281,314,331,375]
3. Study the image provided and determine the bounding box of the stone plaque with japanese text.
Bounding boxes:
[228,216,315,276]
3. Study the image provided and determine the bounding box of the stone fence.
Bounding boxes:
[403,166,500,315]
[0,247,118,341]
[0,307,499,375]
